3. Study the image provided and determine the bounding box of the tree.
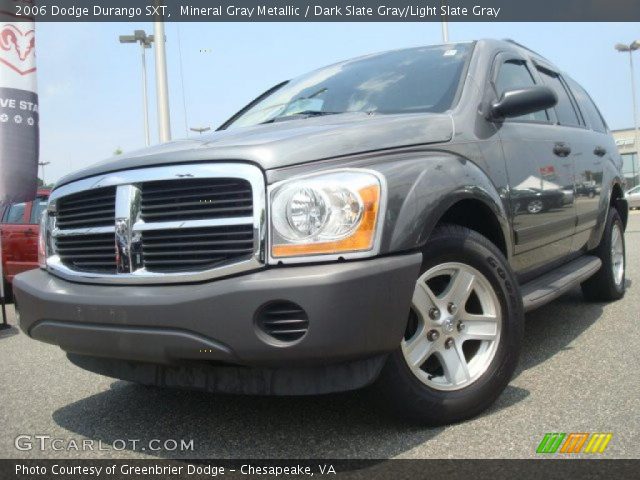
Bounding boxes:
[113,148,123,155]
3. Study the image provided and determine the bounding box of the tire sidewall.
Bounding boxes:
[603,209,626,296]
[385,228,523,421]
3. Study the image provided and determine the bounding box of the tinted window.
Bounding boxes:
[2,203,26,224]
[537,68,581,127]
[565,77,607,133]
[495,60,548,122]
[225,43,472,129]
[29,197,48,224]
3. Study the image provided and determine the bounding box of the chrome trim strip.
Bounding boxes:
[52,226,116,237]
[45,163,266,285]
[115,185,141,273]
[131,217,254,231]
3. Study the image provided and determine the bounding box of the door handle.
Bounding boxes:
[594,146,607,157]
[553,143,571,157]
[24,228,35,236]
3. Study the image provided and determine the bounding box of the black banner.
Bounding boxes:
[2,0,640,22]
[0,5,38,205]
[0,87,38,204]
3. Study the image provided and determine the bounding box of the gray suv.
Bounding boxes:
[14,39,628,425]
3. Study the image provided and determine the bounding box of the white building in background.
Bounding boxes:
[612,128,640,189]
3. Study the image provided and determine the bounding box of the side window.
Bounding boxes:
[565,77,608,133]
[2,203,26,224]
[537,68,581,127]
[29,197,48,224]
[494,60,548,122]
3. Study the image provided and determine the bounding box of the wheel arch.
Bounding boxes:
[434,198,509,257]
[380,153,513,261]
[610,182,628,230]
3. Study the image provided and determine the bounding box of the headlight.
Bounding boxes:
[269,170,384,259]
[37,210,48,269]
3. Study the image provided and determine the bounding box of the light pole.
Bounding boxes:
[441,21,449,43]
[119,30,154,147]
[190,126,211,135]
[38,161,50,186]
[154,20,172,143]
[616,41,640,187]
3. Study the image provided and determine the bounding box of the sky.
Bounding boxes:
[35,21,640,183]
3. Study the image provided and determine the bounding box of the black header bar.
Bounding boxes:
[1,0,640,22]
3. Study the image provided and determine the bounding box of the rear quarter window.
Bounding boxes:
[565,76,608,133]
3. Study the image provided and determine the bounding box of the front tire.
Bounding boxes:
[374,225,524,425]
[581,207,626,301]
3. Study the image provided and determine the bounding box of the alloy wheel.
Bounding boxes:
[402,262,502,391]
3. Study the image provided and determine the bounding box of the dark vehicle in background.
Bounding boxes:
[576,182,599,198]
[511,187,565,214]
[14,40,628,425]
[1,190,50,302]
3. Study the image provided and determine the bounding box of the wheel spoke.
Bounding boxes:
[412,281,439,320]
[460,314,499,341]
[403,333,435,368]
[437,343,470,385]
[445,268,475,306]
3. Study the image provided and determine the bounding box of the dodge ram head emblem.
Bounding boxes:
[0,24,36,75]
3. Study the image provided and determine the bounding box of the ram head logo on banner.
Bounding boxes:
[0,0,39,205]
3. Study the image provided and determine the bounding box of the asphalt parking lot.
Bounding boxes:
[1,211,639,460]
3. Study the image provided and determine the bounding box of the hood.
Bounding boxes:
[57,112,453,187]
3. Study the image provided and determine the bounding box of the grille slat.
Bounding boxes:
[55,233,116,274]
[139,178,253,222]
[142,181,245,195]
[56,187,116,229]
[141,224,254,273]
[146,187,250,202]
[141,198,251,211]
[140,205,252,220]
[256,301,309,343]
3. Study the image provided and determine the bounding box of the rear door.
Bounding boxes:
[1,200,31,282]
[491,53,577,273]
[563,76,611,252]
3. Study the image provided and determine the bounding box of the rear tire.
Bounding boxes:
[374,225,524,425]
[581,207,625,301]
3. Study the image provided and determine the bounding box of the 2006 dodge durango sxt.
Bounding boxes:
[14,39,628,424]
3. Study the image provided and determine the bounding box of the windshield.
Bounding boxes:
[224,43,472,129]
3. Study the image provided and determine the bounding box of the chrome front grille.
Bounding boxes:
[45,164,265,284]
[56,187,116,228]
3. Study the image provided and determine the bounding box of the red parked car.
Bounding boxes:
[1,189,50,302]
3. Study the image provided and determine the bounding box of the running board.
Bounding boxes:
[521,255,602,312]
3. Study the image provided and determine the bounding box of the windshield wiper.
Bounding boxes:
[260,110,342,125]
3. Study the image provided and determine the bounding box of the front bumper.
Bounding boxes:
[13,253,421,369]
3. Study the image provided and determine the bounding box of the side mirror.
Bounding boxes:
[490,86,557,120]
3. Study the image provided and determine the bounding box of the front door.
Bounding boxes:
[491,54,577,273]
